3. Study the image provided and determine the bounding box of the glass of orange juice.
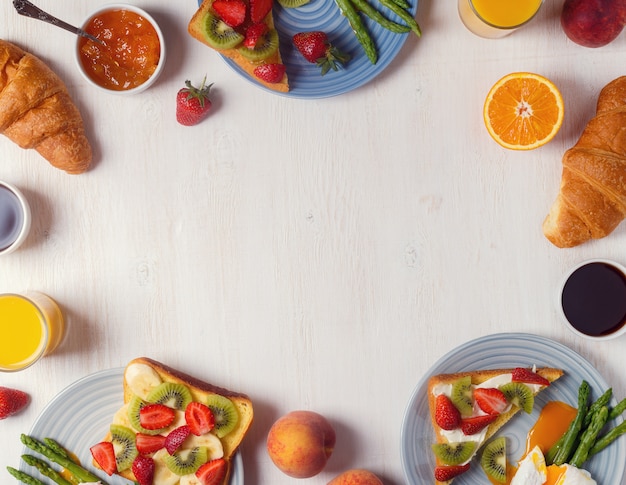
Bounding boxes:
[0,292,65,372]
[458,0,543,38]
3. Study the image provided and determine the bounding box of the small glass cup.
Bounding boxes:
[0,180,31,255]
[458,0,544,39]
[0,292,65,372]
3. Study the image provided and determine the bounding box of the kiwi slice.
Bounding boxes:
[163,446,208,475]
[145,382,193,411]
[432,441,476,466]
[480,437,507,483]
[277,0,311,8]
[206,395,239,438]
[499,382,534,413]
[202,12,244,49]
[127,395,164,435]
[110,424,139,472]
[450,376,474,416]
[237,28,279,61]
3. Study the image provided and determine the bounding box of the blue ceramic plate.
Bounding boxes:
[400,333,625,485]
[196,0,418,98]
[20,368,244,485]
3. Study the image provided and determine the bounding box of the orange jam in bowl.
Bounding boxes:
[76,5,165,94]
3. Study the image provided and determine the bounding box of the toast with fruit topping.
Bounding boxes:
[428,366,563,484]
[91,357,253,485]
[188,0,289,93]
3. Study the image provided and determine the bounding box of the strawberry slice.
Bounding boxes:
[90,441,117,476]
[196,458,227,485]
[243,23,269,49]
[435,394,461,430]
[185,402,215,436]
[212,0,247,27]
[136,433,167,454]
[460,414,498,435]
[474,388,508,415]
[139,403,176,430]
[165,425,191,454]
[434,463,470,482]
[511,367,550,386]
[249,0,273,24]
[132,455,155,485]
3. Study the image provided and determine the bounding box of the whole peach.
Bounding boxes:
[266,410,336,478]
[328,469,384,485]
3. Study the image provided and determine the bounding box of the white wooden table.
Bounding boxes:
[1,0,625,484]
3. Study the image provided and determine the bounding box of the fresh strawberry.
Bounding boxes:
[135,433,166,454]
[250,0,273,23]
[474,388,508,415]
[292,31,350,75]
[132,455,155,485]
[460,414,498,435]
[435,394,461,430]
[0,386,29,419]
[212,0,247,27]
[253,63,286,84]
[196,458,227,485]
[176,78,213,126]
[90,441,117,476]
[185,402,215,436]
[243,23,269,49]
[165,425,191,454]
[434,463,471,482]
[512,367,550,386]
[139,403,176,430]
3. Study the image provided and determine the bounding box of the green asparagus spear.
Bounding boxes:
[589,419,626,456]
[570,405,609,467]
[545,433,565,465]
[43,438,70,459]
[20,434,106,484]
[376,0,421,36]
[335,0,378,64]
[609,397,626,420]
[21,455,74,485]
[551,380,590,466]
[583,388,612,428]
[387,0,411,10]
[350,0,411,34]
[6,466,47,485]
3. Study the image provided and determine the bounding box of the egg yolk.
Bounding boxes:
[525,401,577,455]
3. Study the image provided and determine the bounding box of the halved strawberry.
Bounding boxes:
[132,455,155,485]
[253,63,286,84]
[165,425,191,454]
[136,433,167,454]
[90,441,117,476]
[249,0,273,24]
[435,394,461,430]
[434,463,470,482]
[212,0,247,27]
[243,23,269,49]
[460,414,498,435]
[139,403,176,430]
[196,458,227,485]
[185,402,215,436]
[511,367,550,386]
[474,388,508,415]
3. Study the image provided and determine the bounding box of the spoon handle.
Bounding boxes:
[13,0,103,45]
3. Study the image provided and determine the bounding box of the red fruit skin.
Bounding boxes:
[250,0,273,24]
[434,394,461,430]
[511,367,550,386]
[474,388,508,415]
[165,425,191,454]
[460,414,497,435]
[90,442,117,476]
[196,458,227,485]
[253,63,286,84]
[243,23,269,49]
[176,89,212,126]
[185,402,215,436]
[561,0,626,47]
[139,403,176,430]
[0,387,29,419]
[135,433,167,454]
[293,31,329,63]
[132,455,155,485]
[212,0,247,27]
[434,463,471,482]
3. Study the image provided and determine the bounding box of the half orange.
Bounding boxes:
[483,72,564,150]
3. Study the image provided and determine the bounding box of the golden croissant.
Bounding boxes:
[0,39,92,174]
[543,76,626,248]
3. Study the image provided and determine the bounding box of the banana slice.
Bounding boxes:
[110,404,131,428]
[179,474,202,485]
[152,449,180,485]
[125,363,163,399]
[184,432,224,460]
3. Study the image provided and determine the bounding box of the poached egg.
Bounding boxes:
[511,445,597,485]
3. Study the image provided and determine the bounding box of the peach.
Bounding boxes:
[328,469,384,485]
[266,410,336,478]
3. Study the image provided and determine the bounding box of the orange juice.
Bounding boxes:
[458,0,543,38]
[0,293,65,371]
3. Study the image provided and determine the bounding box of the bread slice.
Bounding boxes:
[188,0,289,93]
[428,367,563,484]
[95,357,253,485]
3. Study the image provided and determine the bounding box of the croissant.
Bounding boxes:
[0,39,91,174]
[543,76,626,247]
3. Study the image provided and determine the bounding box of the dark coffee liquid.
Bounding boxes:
[0,185,24,251]
[561,262,626,337]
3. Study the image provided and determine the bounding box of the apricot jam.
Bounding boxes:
[79,9,160,91]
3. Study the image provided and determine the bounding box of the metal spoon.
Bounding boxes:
[13,0,104,45]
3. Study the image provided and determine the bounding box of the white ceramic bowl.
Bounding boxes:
[0,180,31,256]
[556,258,626,341]
[75,4,166,95]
